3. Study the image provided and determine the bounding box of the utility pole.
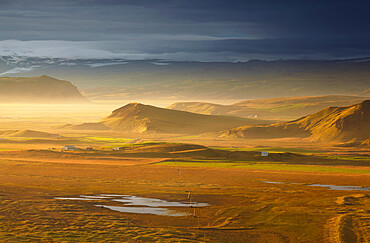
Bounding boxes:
[185,190,191,206]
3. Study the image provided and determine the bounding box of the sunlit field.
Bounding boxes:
[0,122,369,242]
[1,1,369,242]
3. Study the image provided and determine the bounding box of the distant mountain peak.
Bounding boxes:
[63,103,272,134]
[109,103,150,117]
[0,76,88,103]
[1,56,369,100]
[38,75,53,79]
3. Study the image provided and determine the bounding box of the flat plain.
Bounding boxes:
[0,132,368,242]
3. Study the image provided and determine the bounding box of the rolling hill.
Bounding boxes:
[62,103,272,134]
[218,100,370,143]
[0,130,61,138]
[0,75,88,103]
[168,95,368,120]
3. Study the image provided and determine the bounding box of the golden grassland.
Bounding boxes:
[0,103,368,242]
[0,135,369,242]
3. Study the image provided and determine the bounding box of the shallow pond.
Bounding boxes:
[308,184,370,191]
[80,195,113,199]
[55,197,100,201]
[95,205,189,216]
[111,195,208,207]
[261,181,283,184]
[55,194,208,217]
[261,181,370,191]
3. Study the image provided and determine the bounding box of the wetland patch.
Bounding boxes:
[95,205,189,216]
[261,181,370,191]
[55,194,208,216]
[308,184,370,191]
[110,195,208,207]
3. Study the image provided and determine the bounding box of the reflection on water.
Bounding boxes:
[55,194,208,217]
[308,184,370,191]
[112,195,208,207]
[80,195,112,199]
[261,181,283,184]
[95,205,189,216]
[261,181,370,191]
[55,197,100,201]
[99,194,130,197]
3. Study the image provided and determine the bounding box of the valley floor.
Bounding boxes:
[0,142,368,242]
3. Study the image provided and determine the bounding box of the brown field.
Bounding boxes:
[0,105,369,242]
[0,137,369,242]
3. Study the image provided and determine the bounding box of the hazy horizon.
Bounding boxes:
[0,2,369,242]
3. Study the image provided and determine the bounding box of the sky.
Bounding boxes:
[0,0,369,61]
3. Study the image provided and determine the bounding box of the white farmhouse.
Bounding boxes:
[62,145,81,151]
[261,151,269,156]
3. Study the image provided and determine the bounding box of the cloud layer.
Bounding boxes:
[0,0,369,61]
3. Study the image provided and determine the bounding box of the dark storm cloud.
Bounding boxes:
[0,0,369,60]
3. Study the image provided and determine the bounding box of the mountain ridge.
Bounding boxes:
[62,103,272,134]
[1,57,369,100]
[0,75,88,103]
[218,100,370,143]
[168,95,368,120]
